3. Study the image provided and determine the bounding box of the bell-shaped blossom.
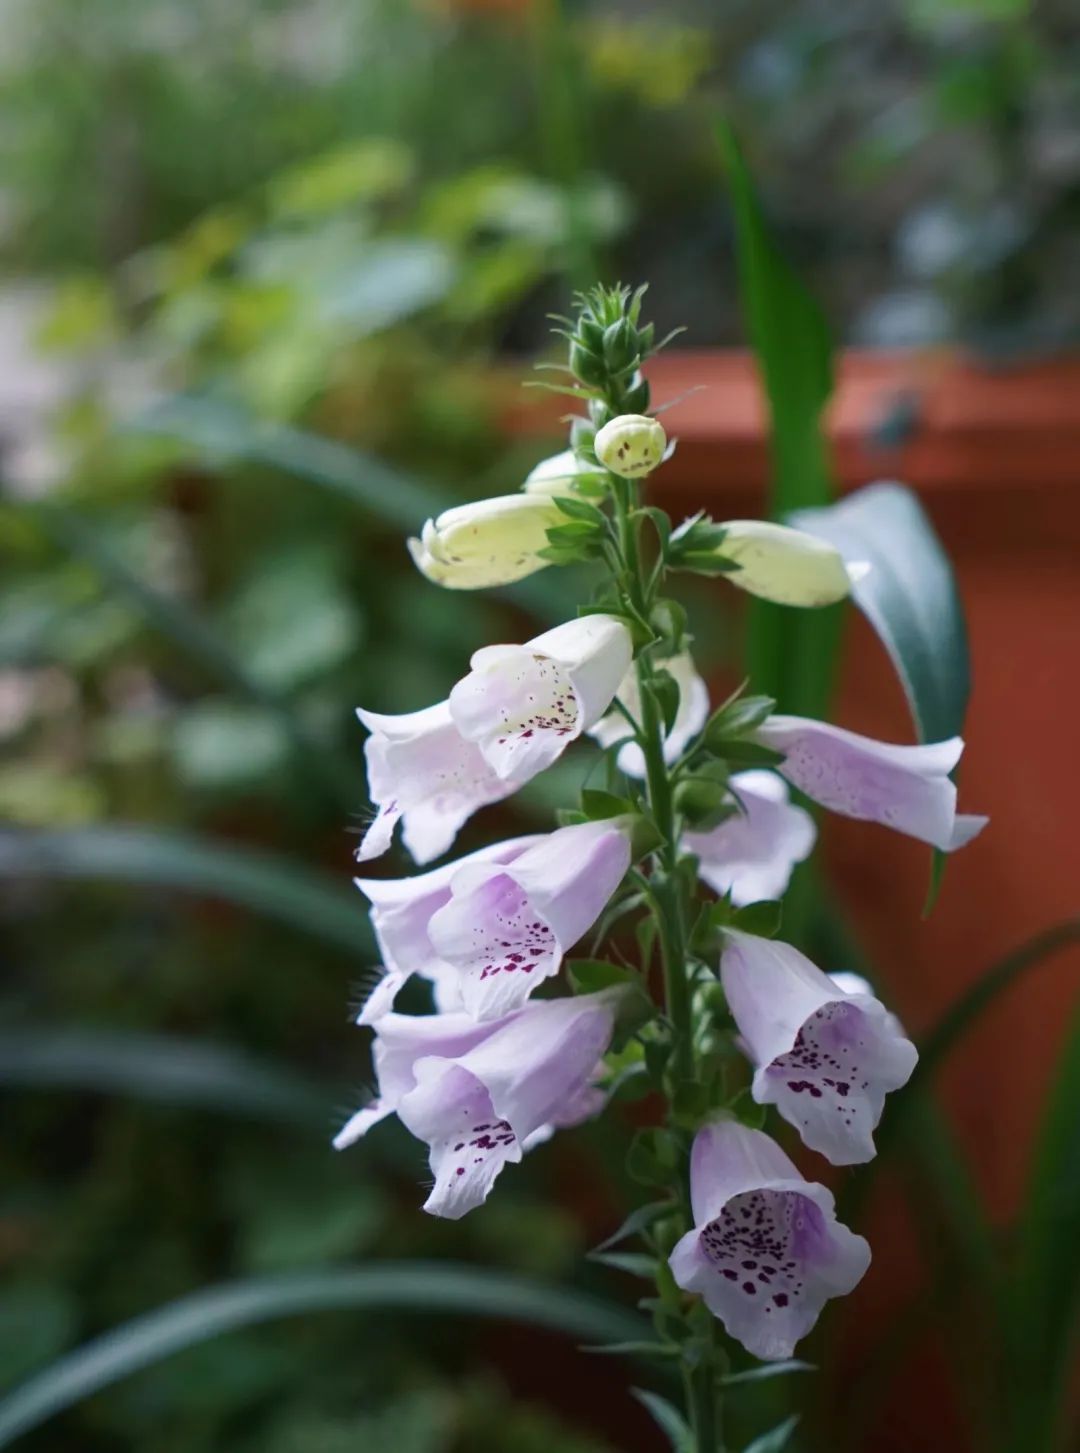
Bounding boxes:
[594,413,667,478]
[356,702,530,866]
[669,1121,870,1360]
[721,930,918,1165]
[588,650,709,777]
[674,518,864,607]
[753,714,988,851]
[523,449,606,496]
[334,991,619,1219]
[426,818,633,1020]
[685,771,816,905]
[449,615,632,781]
[354,835,542,1024]
[408,494,564,590]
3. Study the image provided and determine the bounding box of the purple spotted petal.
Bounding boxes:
[721,931,918,1165]
[354,835,541,1024]
[754,714,988,852]
[669,1122,870,1360]
[336,992,618,1218]
[685,771,816,905]
[449,616,631,781]
[357,701,528,865]
[427,819,632,1020]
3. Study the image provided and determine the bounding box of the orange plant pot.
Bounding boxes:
[508,349,1080,1445]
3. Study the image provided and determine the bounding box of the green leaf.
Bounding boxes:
[591,1202,673,1256]
[580,788,634,821]
[718,120,842,733]
[792,481,972,909]
[567,959,639,995]
[723,1361,814,1387]
[553,494,608,527]
[730,901,782,938]
[0,1027,331,1128]
[791,482,970,747]
[631,1389,692,1452]
[744,1414,800,1452]
[0,1265,650,1449]
[0,824,372,957]
[588,1252,657,1279]
[627,1129,680,1187]
[652,669,681,735]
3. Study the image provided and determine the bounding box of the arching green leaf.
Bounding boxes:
[0,1264,650,1447]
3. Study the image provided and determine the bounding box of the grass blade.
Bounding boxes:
[0,1264,650,1447]
[0,824,371,957]
[34,503,360,805]
[0,1027,332,1128]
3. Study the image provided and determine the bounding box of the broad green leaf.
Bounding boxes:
[744,1414,800,1452]
[793,481,972,907]
[0,824,372,957]
[0,1264,650,1448]
[0,1027,331,1128]
[631,1389,692,1452]
[792,482,970,745]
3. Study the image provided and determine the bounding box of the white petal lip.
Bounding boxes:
[426,819,632,1020]
[716,519,854,607]
[352,835,543,1023]
[448,615,632,781]
[668,1121,871,1360]
[721,930,918,1165]
[336,993,618,1219]
[754,713,988,852]
[355,700,527,866]
[409,494,564,590]
[685,769,816,905]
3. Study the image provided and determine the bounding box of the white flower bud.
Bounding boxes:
[715,519,866,607]
[408,494,564,590]
[593,413,666,479]
[523,449,606,496]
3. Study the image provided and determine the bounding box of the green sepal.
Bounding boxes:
[672,1079,714,1128]
[673,775,730,830]
[567,958,639,995]
[638,506,672,554]
[730,899,783,937]
[555,808,587,828]
[588,1251,657,1279]
[716,740,786,769]
[651,667,681,735]
[707,693,776,741]
[553,494,609,527]
[643,1034,672,1082]
[591,1200,673,1256]
[627,1127,681,1187]
[649,598,687,652]
[580,788,635,821]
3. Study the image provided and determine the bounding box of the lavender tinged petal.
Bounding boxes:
[722,932,918,1165]
[670,1122,870,1360]
[685,771,816,905]
[427,820,631,1020]
[754,714,987,852]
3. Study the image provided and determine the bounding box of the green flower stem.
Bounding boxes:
[610,474,722,1452]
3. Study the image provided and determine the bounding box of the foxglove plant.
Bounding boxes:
[337,286,986,1450]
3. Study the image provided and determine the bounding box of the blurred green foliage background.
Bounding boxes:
[1,1,1078,1450]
